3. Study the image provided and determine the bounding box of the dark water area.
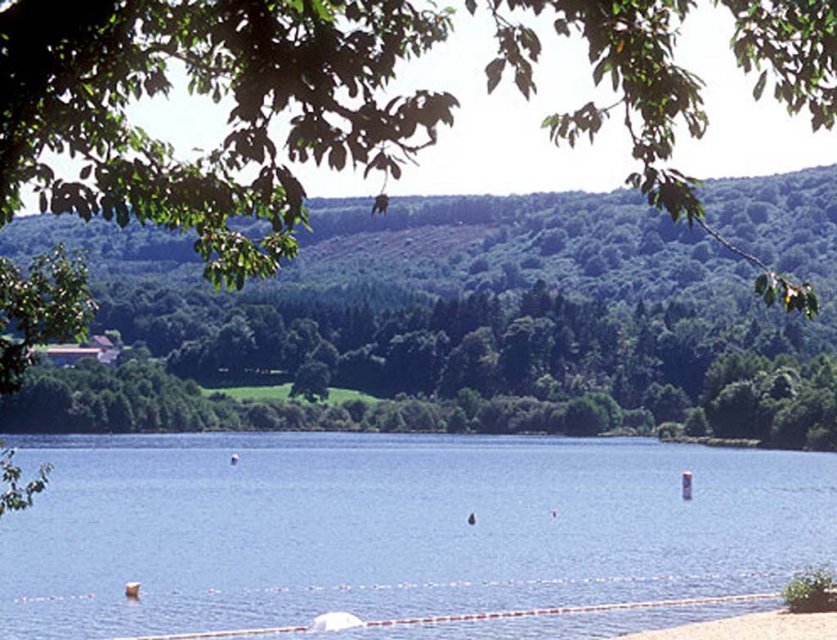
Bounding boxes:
[1,433,834,640]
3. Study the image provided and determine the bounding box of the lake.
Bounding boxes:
[1,433,835,640]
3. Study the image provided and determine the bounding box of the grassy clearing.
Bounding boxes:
[201,383,379,405]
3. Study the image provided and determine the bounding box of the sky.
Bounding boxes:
[36,3,837,204]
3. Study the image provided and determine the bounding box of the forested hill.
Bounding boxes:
[3,163,837,321]
[2,165,837,450]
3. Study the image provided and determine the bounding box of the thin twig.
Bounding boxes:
[695,216,770,273]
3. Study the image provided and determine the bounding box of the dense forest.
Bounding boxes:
[3,164,837,321]
[1,279,834,450]
[1,165,836,450]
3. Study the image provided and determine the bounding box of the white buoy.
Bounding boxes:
[682,470,693,500]
[231,453,239,466]
[308,611,364,632]
[125,582,140,599]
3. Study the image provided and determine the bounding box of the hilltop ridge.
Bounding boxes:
[3,164,835,312]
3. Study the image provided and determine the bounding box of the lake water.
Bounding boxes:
[1,433,835,640]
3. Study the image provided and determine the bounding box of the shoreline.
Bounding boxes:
[613,610,837,639]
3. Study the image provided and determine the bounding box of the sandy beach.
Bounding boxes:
[614,610,837,640]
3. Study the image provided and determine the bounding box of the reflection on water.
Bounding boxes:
[0,433,834,640]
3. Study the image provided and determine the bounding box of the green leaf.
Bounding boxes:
[593,58,609,86]
[116,203,130,228]
[485,58,505,94]
[806,291,819,318]
[753,70,768,100]
[328,144,346,171]
[514,69,533,99]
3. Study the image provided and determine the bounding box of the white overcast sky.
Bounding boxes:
[40,3,837,204]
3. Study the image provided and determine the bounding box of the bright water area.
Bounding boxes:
[0,433,835,640]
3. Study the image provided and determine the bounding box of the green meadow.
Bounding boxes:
[201,383,379,405]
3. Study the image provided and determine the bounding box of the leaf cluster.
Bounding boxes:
[1,444,52,517]
[1,0,835,330]
[0,244,96,393]
[783,565,837,613]
[0,0,460,290]
[474,0,835,316]
[755,272,818,320]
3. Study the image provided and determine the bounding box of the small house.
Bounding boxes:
[43,334,121,368]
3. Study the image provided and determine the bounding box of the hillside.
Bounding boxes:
[2,164,836,327]
[2,166,837,450]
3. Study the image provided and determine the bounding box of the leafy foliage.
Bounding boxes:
[478,0,835,317]
[5,165,837,331]
[3,257,833,449]
[699,353,837,451]
[0,245,95,393]
[0,443,51,517]
[291,359,331,402]
[2,0,835,389]
[0,0,460,388]
[0,0,831,309]
[0,0,458,287]
[783,566,837,613]
[3,162,837,447]
[0,357,227,433]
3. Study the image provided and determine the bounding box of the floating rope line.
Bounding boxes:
[110,592,782,640]
[10,569,789,605]
[13,593,96,604]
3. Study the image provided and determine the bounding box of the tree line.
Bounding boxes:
[0,349,833,452]
[0,278,833,451]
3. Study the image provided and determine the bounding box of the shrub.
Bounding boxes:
[643,382,691,425]
[783,566,837,613]
[806,426,836,452]
[684,408,710,437]
[622,408,655,435]
[563,393,621,436]
[656,422,684,440]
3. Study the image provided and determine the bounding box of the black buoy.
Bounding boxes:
[468,512,476,526]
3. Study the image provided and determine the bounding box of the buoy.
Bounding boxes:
[231,453,239,466]
[308,611,364,632]
[551,508,558,518]
[468,513,476,526]
[682,470,693,500]
[125,582,140,599]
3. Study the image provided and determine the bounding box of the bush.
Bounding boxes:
[656,421,684,440]
[643,382,691,425]
[684,407,710,437]
[622,408,655,435]
[564,395,611,436]
[806,426,836,452]
[783,566,837,613]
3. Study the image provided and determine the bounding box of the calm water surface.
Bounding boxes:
[0,433,835,640]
